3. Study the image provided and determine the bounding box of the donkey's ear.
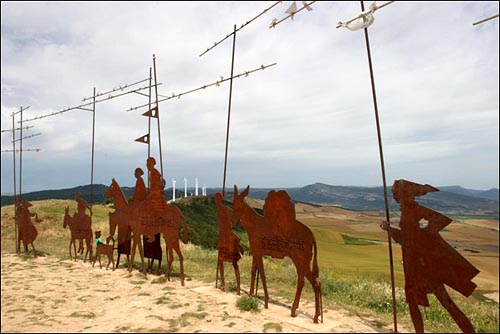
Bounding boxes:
[234,184,238,195]
[241,185,250,197]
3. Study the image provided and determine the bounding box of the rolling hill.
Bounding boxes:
[2,182,498,217]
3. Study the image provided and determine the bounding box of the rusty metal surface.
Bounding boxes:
[143,233,162,274]
[215,192,243,294]
[15,198,41,256]
[381,179,479,333]
[232,185,322,323]
[63,202,93,262]
[106,158,188,285]
[133,167,162,273]
[115,218,132,269]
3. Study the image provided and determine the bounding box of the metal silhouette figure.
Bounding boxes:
[232,185,322,323]
[110,210,131,268]
[112,168,147,269]
[381,179,479,333]
[15,198,41,256]
[106,176,188,285]
[75,191,92,224]
[133,167,162,273]
[63,205,93,262]
[215,192,244,294]
[92,230,115,270]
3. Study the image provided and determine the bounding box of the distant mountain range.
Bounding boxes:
[1,182,498,217]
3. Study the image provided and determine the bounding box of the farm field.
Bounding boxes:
[1,198,498,333]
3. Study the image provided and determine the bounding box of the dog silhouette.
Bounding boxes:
[93,231,115,270]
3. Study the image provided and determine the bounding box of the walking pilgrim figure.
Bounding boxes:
[134,167,162,273]
[381,179,479,333]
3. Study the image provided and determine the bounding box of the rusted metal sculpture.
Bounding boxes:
[63,205,93,262]
[143,233,162,274]
[106,175,187,285]
[93,230,116,270]
[132,167,163,274]
[232,185,322,323]
[381,179,479,333]
[15,198,41,256]
[114,214,132,269]
[215,192,244,294]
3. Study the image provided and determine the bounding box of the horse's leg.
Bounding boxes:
[116,253,121,269]
[69,240,74,261]
[157,255,162,275]
[291,268,305,318]
[82,239,87,262]
[219,258,225,288]
[129,237,138,272]
[72,239,77,261]
[166,248,174,281]
[31,242,37,257]
[232,260,241,295]
[256,257,269,309]
[175,243,185,286]
[137,236,146,274]
[78,239,83,254]
[302,266,322,323]
[249,257,258,295]
[84,239,91,263]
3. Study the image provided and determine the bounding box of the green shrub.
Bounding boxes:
[236,295,260,312]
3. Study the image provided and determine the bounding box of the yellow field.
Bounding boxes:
[294,202,499,300]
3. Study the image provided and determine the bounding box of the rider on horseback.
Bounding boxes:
[146,157,166,211]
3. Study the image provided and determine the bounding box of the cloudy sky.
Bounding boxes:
[1,1,499,195]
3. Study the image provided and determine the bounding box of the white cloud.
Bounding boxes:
[1,1,499,194]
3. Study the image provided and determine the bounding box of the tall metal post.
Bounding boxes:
[222,24,237,197]
[360,1,397,332]
[12,112,18,253]
[90,87,96,222]
[19,108,23,200]
[148,67,152,191]
[153,55,164,178]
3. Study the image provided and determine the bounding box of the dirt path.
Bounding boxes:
[1,252,399,333]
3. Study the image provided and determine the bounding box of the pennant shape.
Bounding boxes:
[286,1,297,15]
[302,1,312,11]
[134,134,149,144]
[142,106,158,118]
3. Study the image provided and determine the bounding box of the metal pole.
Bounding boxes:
[12,112,18,253]
[222,24,237,197]
[473,13,499,26]
[153,55,164,178]
[360,1,397,332]
[148,67,152,191]
[90,87,96,222]
[19,108,23,200]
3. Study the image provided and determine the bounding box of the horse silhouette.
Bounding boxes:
[63,206,93,262]
[106,178,188,285]
[232,185,322,323]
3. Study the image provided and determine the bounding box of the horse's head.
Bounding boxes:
[106,178,117,200]
[232,185,250,227]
